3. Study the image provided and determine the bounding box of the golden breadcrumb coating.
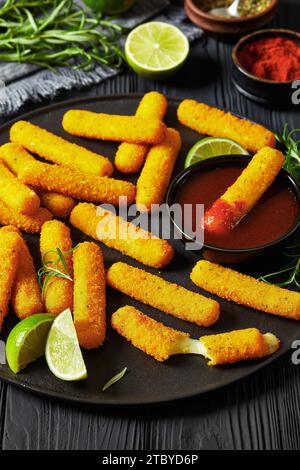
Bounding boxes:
[0,231,22,330]
[177,100,276,152]
[115,92,168,174]
[136,128,182,212]
[40,220,73,315]
[73,242,106,349]
[204,147,285,235]
[191,260,300,320]
[37,190,76,219]
[201,328,268,366]
[70,203,174,268]
[0,226,43,319]
[19,160,136,206]
[0,160,40,215]
[111,306,189,362]
[10,121,113,177]
[107,262,220,327]
[0,200,52,233]
[0,142,34,174]
[62,110,167,144]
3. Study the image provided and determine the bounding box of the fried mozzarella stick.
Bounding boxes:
[10,121,113,177]
[115,92,168,174]
[1,226,43,319]
[70,203,174,268]
[19,160,136,206]
[111,306,280,364]
[40,220,73,315]
[191,260,300,320]
[136,128,182,212]
[0,143,76,218]
[0,160,40,215]
[73,242,106,349]
[63,110,166,145]
[204,147,285,236]
[0,231,22,330]
[0,201,52,233]
[107,262,220,327]
[177,100,276,152]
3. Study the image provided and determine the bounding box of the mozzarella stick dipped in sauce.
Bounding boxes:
[10,121,113,176]
[0,160,40,215]
[1,226,43,319]
[136,128,181,212]
[0,230,22,330]
[0,143,76,218]
[115,92,168,174]
[107,262,220,327]
[111,306,280,364]
[62,110,166,144]
[204,147,285,236]
[191,260,300,320]
[19,160,136,206]
[177,100,276,152]
[0,201,52,233]
[70,202,174,269]
[73,242,106,349]
[40,220,73,315]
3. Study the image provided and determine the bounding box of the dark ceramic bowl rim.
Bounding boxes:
[186,0,278,23]
[232,28,300,85]
[166,155,300,254]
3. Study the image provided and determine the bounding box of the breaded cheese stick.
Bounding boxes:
[107,262,220,327]
[1,226,43,319]
[40,220,73,315]
[0,143,76,217]
[10,121,113,177]
[0,231,22,330]
[70,203,174,268]
[200,328,280,366]
[115,92,168,174]
[63,110,166,144]
[73,242,106,349]
[191,260,300,320]
[19,160,136,206]
[112,307,280,364]
[136,128,181,212]
[0,200,52,233]
[204,147,285,236]
[177,100,276,152]
[0,160,40,215]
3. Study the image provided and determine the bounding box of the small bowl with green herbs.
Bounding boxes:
[184,0,279,38]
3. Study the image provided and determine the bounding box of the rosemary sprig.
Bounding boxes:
[102,367,128,392]
[38,246,76,299]
[259,243,300,288]
[0,0,125,70]
[276,124,300,186]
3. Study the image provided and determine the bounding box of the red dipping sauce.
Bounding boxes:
[176,163,299,249]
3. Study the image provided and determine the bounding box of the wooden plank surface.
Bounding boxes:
[1,0,300,451]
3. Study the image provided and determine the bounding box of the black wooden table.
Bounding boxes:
[1,0,300,451]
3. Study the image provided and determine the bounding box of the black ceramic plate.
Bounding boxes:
[0,94,299,406]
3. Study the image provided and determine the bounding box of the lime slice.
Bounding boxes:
[184,137,250,169]
[45,309,87,381]
[125,21,189,80]
[6,313,55,374]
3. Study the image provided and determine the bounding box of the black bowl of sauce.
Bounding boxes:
[167,155,300,264]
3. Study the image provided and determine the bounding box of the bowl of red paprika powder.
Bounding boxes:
[232,29,300,106]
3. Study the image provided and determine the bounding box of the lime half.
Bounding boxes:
[6,314,55,374]
[184,137,250,169]
[125,21,189,80]
[46,309,87,381]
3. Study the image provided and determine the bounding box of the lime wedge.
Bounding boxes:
[6,314,55,374]
[184,137,250,169]
[45,309,87,381]
[125,21,189,80]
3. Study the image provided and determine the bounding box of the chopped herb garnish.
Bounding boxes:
[102,367,128,392]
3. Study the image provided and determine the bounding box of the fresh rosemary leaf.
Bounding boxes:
[102,367,128,392]
[276,125,300,185]
[259,243,300,288]
[38,246,76,299]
